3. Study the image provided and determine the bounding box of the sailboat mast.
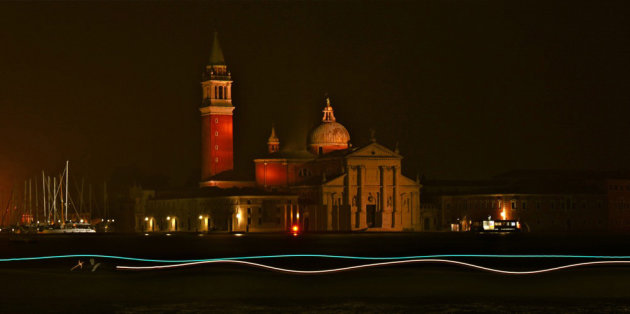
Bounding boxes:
[65,160,69,222]
[23,181,26,223]
[29,179,32,222]
[53,177,57,223]
[80,177,84,213]
[35,178,38,224]
[42,171,46,223]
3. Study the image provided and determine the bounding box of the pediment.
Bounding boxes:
[346,142,401,158]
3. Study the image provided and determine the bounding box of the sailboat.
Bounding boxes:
[39,161,95,234]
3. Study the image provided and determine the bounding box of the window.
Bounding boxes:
[215,131,218,136]
[298,168,312,177]
[215,145,219,150]
[511,201,516,209]
[215,118,218,123]
[215,157,219,163]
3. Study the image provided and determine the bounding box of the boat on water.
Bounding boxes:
[39,222,96,234]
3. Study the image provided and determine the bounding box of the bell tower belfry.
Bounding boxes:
[267,125,280,153]
[200,32,234,182]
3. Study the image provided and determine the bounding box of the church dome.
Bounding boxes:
[309,122,350,146]
[307,97,350,155]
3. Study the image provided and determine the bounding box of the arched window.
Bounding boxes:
[218,86,224,99]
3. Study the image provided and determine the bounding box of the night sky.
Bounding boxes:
[1,1,629,198]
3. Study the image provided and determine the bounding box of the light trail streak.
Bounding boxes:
[3,254,630,263]
[115,259,630,275]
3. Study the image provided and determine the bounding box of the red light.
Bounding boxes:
[292,225,299,232]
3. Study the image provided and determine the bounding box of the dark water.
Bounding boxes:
[3,233,630,313]
[4,232,630,258]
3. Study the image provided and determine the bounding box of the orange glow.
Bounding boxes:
[500,209,507,220]
[292,225,299,232]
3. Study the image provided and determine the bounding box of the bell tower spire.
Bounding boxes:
[267,125,280,154]
[200,31,235,184]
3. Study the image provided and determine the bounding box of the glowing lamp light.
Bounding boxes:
[80,219,84,223]
[296,213,300,219]
[144,217,148,221]
[167,216,171,220]
[500,209,506,220]
[112,219,115,222]
[236,212,241,219]
[198,215,203,220]
[292,225,299,233]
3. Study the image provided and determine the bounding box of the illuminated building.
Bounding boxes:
[133,32,424,233]
[200,32,235,186]
[254,98,423,231]
[422,170,630,232]
[134,187,299,233]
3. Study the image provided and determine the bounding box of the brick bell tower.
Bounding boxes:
[200,32,234,182]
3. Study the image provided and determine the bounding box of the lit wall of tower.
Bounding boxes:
[200,32,234,181]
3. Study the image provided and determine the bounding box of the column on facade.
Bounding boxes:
[380,166,387,228]
[325,192,333,231]
[358,166,366,229]
[343,165,351,231]
[393,166,399,228]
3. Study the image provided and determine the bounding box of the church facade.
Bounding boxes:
[133,33,426,233]
[254,99,423,231]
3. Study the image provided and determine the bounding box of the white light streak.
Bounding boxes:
[115,259,630,275]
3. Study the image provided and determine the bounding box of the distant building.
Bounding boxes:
[132,32,424,233]
[133,187,298,233]
[422,170,630,232]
